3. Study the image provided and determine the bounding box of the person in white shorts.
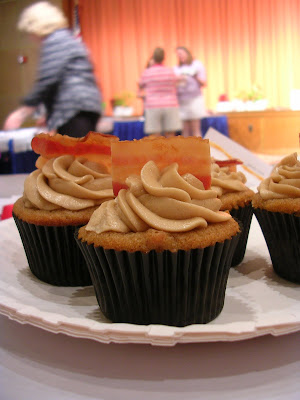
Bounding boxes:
[174,46,207,137]
[139,47,182,137]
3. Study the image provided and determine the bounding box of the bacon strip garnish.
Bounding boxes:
[111,136,212,195]
[31,131,119,172]
[214,159,243,167]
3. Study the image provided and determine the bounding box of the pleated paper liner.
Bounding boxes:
[75,229,241,326]
[230,204,253,267]
[254,208,300,284]
[13,213,92,286]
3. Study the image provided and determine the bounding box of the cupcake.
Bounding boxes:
[76,137,240,326]
[252,153,300,283]
[13,132,118,286]
[211,159,255,266]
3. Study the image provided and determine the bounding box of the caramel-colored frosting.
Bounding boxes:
[23,155,114,211]
[211,162,248,196]
[258,153,300,200]
[86,161,231,234]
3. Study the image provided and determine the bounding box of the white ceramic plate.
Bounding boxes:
[0,217,299,346]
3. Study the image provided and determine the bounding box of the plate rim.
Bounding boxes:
[1,302,300,346]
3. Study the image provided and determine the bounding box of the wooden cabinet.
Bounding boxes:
[226,110,300,154]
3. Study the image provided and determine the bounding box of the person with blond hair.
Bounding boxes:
[139,47,182,137]
[3,1,102,137]
[174,46,207,137]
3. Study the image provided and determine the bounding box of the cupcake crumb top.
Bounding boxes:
[78,217,240,252]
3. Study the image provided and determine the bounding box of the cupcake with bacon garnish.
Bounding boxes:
[211,158,255,266]
[13,132,118,286]
[76,136,241,326]
[252,153,300,283]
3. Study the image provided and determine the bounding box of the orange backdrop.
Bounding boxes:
[78,0,300,115]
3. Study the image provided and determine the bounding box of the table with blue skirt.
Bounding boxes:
[0,128,39,175]
[200,115,229,137]
[112,115,229,140]
[113,119,145,140]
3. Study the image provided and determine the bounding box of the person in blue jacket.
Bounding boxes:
[3,1,102,137]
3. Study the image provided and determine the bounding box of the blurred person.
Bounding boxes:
[174,46,207,137]
[138,47,182,137]
[137,57,154,115]
[3,1,102,137]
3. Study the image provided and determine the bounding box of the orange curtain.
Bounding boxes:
[79,0,300,115]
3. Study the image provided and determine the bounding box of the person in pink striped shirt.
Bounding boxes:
[139,47,182,137]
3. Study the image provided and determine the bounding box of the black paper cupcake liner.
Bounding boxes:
[254,208,300,283]
[230,204,253,267]
[75,229,240,326]
[13,214,92,286]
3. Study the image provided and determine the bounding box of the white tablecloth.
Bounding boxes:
[0,128,38,153]
[1,315,299,400]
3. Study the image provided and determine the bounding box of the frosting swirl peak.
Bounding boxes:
[258,153,300,200]
[86,161,231,234]
[211,162,248,196]
[24,155,114,211]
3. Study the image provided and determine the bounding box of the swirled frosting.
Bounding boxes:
[258,153,300,200]
[23,155,114,211]
[86,161,231,234]
[211,162,248,196]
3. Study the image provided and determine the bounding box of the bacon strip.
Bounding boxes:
[214,158,243,173]
[111,136,212,195]
[31,131,119,171]
[214,159,243,168]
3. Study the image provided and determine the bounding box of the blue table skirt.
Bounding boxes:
[6,139,39,174]
[112,116,228,141]
[201,115,229,137]
[113,120,145,141]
